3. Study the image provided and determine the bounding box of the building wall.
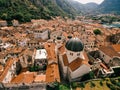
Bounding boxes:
[18,39,27,47]
[12,20,19,27]
[3,62,16,83]
[19,56,27,68]
[66,50,84,63]
[27,41,44,49]
[0,21,7,27]
[59,54,67,78]
[84,41,95,50]
[34,30,49,40]
[81,34,95,51]
[99,50,112,64]
[55,40,63,48]
[69,64,90,81]
[111,57,120,66]
[0,56,9,64]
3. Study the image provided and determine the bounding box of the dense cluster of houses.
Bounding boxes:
[0,17,120,89]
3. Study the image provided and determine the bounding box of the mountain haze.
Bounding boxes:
[97,0,120,14]
[66,0,98,14]
[68,0,120,15]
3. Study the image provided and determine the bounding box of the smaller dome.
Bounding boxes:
[65,38,84,52]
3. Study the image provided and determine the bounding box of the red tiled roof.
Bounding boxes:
[0,58,18,82]
[69,58,83,71]
[34,74,46,83]
[44,43,57,61]
[62,54,69,66]
[112,44,120,53]
[99,46,120,58]
[45,42,60,83]
[62,52,90,71]
[58,45,65,54]
[11,72,36,84]
[46,63,60,83]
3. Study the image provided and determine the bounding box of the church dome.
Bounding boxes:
[65,38,84,52]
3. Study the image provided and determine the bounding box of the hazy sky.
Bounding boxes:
[74,0,104,4]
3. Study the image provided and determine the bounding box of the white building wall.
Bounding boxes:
[12,21,19,27]
[34,30,48,40]
[41,30,49,40]
[19,39,27,47]
[0,21,7,27]
[59,54,67,78]
[99,51,112,64]
[70,64,90,79]
[66,50,85,63]
[19,56,27,68]
[3,66,14,83]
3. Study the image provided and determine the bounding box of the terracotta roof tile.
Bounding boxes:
[46,63,60,83]
[45,42,60,83]
[112,44,120,53]
[58,45,65,54]
[11,73,24,84]
[7,47,23,54]
[44,43,57,61]
[62,54,69,66]
[63,32,68,39]
[99,46,120,58]
[0,52,8,59]
[0,65,3,71]
[24,72,36,84]
[11,72,36,84]
[20,49,33,56]
[69,58,82,71]
[34,74,46,83]
[62,52,90,71]
[0,65,3,76]
[0,58,18,82]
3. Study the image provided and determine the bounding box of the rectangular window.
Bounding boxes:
[77,53,80,56]
[70,53,73,56]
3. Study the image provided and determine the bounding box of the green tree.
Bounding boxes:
[100,80,103,86]
[81,71,95,81]
[118,77,120,82]
[59,83,70,90]
[93,29,101,35]
[29,66,35,72]
[89,71,95,79]
[79,82,85,90]
[71,82,78,89]
[90,81,95,88]
[106,82,116,90]
[1,13,8,20]
[53,82,59,90]
[24,14,32,22]
[110,78,117,85]
[12,12,24,22]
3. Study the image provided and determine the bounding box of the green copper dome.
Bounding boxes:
[65,38,84,52]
